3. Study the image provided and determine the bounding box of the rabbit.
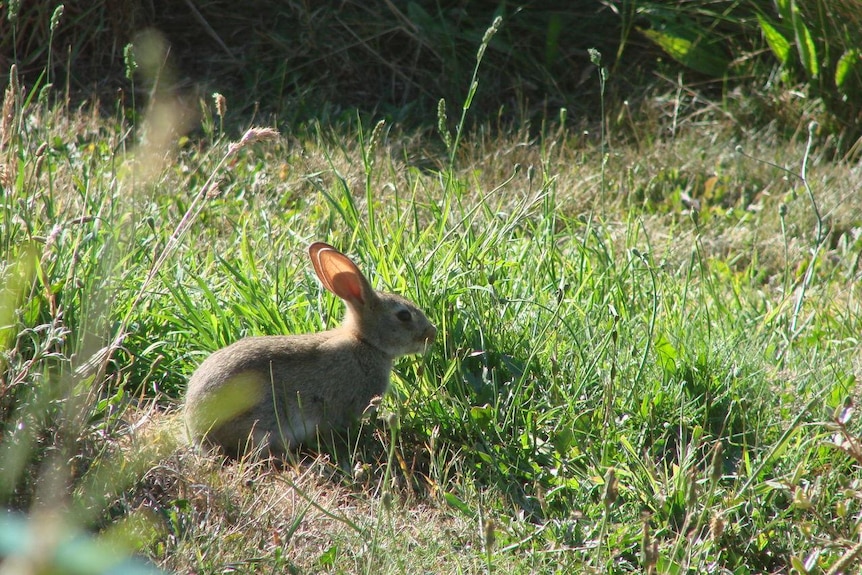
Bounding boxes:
[183,241,436,458]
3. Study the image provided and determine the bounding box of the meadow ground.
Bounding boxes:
[2,66,862,573]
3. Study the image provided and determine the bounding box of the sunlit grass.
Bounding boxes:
[2,28,862,575]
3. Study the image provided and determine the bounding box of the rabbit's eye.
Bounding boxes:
[396,309,412,322]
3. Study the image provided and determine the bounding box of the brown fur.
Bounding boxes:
[183,242,436,458]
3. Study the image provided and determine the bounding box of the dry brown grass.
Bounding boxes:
[121,423,493,573]
[272,102,862,292]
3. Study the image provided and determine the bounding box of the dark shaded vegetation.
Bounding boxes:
[1,1,624,123]
[0,3,849,138]
[5,1,861,151]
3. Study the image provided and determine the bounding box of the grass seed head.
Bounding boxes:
[49,5,64,32]
[483,518,496,551]
[641,516,657,571]
[710,441,724,484]
[228,127,280,156]
[1,65,18,153]
[7,0,20,23]
[710,514,725,541]
[213,92,226,119]
[603,467,618,508]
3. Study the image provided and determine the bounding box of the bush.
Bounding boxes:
[754,0,862,154]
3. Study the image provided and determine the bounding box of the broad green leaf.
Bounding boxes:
[552,427,574,454]
[469,403,494,428]
[775,0,791,22]
[318,545,338,567]
[545,14,563,68]
[654,332,678,374]
[789,555,808,574]
[835,49,860,88]
[756,14,791,65]
[640,27,730,77]
[0,247,37,353]
[656,555,684,575]
[443,491,476,518]
[790,1,818,78]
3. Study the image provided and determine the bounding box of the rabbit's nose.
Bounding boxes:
[423,324,437,343]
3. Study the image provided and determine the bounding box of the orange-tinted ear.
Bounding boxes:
[309,242,337,293]
[308,242,369,306]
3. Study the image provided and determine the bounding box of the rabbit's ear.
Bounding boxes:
[309,242,338,292]
[308,242,371,306]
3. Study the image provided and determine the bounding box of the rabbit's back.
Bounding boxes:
[183,332,392,455]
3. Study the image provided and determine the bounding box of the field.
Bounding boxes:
[2,4,862,574]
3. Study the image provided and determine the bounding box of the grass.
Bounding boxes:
[3,27,862,575]
[5,1,860,152]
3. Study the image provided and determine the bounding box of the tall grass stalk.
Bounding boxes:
[588,48,609,214]
[103,127,280,374]
[6,0,20,61]
[736,120,825,353]
[123,43,138,117]
[47,4,64,86]
[448,16,502,173]
[365,413,401,575]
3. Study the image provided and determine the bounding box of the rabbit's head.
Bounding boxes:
[309,242,436,358]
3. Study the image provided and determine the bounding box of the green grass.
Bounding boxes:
[3,30,862,575]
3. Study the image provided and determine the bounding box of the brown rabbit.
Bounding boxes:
[183,242,436,458]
